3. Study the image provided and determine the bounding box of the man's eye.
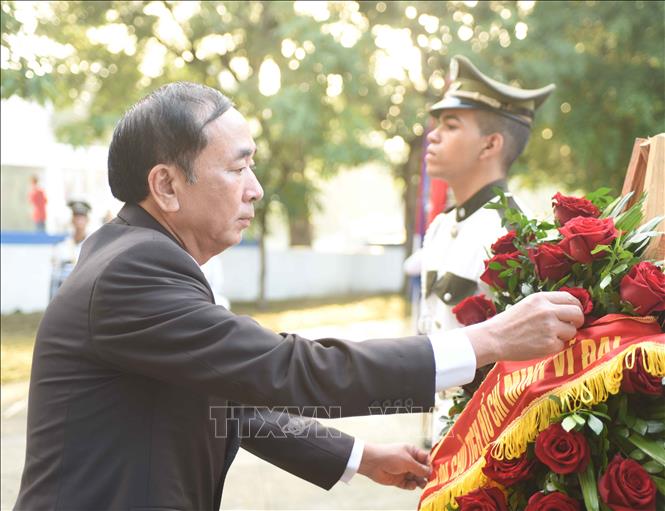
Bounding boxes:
[230,164,256,174]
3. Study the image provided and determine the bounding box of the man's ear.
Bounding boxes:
[146,164,181,212]
[479,133,504,161]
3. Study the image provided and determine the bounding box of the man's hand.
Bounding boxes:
[357,443,431,490]
[465,291,584,367]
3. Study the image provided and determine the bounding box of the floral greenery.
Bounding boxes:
[442,386,665,511]
[479,386,665,511]
[483,188,664,318]
[438,189,665,509]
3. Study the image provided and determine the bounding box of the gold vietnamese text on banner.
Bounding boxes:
[419,314,665,510]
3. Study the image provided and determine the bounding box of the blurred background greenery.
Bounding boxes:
[1,0,663,300]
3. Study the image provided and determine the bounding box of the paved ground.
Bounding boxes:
[2,319,431,510]
[1,381,28,511]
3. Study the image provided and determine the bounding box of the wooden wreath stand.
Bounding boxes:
[621,133,665,261]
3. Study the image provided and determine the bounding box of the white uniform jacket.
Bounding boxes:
[419,180,524,335]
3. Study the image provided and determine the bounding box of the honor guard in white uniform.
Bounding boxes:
[419,55,555,445]
[419,181,523,334]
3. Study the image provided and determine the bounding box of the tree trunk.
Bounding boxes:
[288,214,313,246]
[400,136,425,294]
[257,207,269,310]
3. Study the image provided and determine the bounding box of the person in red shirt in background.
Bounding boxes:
[28,175,47,232]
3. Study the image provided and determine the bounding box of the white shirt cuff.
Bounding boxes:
[339,438,364,484]
[428,329,477,391]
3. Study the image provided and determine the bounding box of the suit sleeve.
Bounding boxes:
[238,408,354,490]
[89,239,435,416]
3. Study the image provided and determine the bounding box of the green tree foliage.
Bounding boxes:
[2,1,663,294]
[356,0,664,199]
[1,1,386,303]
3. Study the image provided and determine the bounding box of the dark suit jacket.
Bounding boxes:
[15,204,435,510]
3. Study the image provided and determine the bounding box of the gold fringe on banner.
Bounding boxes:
[420,342,665,511]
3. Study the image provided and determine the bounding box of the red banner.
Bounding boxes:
[419,314,665,510]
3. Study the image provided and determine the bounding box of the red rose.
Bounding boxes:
[525,491,581,511]
[480,252,520,290]
[529,243,572,282]
[598,454,656,511]
[552,192,601,226]
[534,423,590,474]
[558,217,618,264]
[456,487,508,511]
[452,294,497,326]
[620,262,665,315]
[621,349,663,396]
[482,451,534,487]
[559,286,593,315]
[491,230,518,254]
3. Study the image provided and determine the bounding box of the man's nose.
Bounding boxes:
[426,128,439,144]
[245,168,264,202]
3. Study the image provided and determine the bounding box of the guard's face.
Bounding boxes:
[425,109,485,181]
[177,108,263,255]
[72,214,88,231]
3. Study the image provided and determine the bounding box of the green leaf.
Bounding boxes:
[602,191,634,219]
[552,273,571,288]
[615,201,645,231]
[641,460,665,474]
[643,405,665,421]
[647,420,665,434]
[506,259,521,268]
[588,408,612,420]
[591,244,611,255]
[508,273,518,293]
[610,263,629,275]
[586,187,613,205]
[624,414,637,428]
[578,459,600,511]
[562,415,578,432]
[587,414,605,435]
[628,433,665,466]
[651,475,665,497]
[489,262,503,270]
[637,216,665,234]
[594,403,609,415]
[572,413,586,426]
[618,250,635,260]
[599,274,613,289]
[626,231,664,246]
[629,448,646,461]
[631,418,649,436]
[615,427,630,438]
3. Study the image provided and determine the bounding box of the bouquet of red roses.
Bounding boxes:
[421,190,664,511]
[467,188,664,322]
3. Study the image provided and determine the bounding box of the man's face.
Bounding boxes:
[175,107,264,255]
[425,109,485,181]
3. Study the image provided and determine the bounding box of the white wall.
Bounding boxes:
[1,243,406,313]
[210,245,405,302]
[1,243,53,313]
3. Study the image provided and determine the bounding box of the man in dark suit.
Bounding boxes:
[15,83,583,510]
